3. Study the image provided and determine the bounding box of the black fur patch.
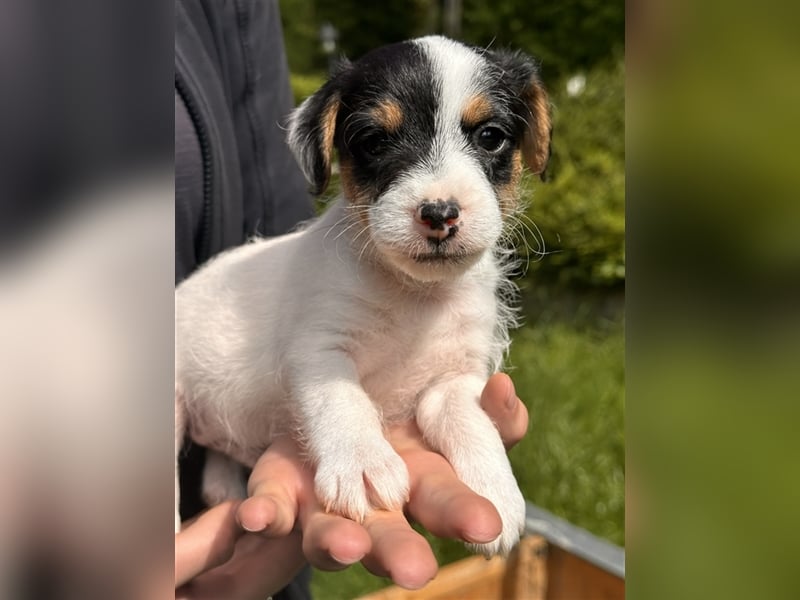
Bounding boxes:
[461,50,542,187]
[482,49,551,180]
[292,39,548,199]
[333,42,437,201]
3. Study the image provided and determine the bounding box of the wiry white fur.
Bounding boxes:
[176,36,527,555]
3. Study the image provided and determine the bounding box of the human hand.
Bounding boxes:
[174,373,528,595]
[174,498,305,599]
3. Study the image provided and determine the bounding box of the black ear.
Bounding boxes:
[286,61,350,195]
[486,50,552,181]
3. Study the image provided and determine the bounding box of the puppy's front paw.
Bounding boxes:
[315,436,409,522]
[460,462,526,557]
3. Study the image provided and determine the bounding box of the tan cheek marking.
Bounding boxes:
[371,100,404,134]
[461,94,494,128]
[339,158,372,208]
[497,149,524,217]
[522,81,552,175]
[338,159,373,242]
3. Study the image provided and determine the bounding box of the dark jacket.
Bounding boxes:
[175,1,314,597]
[175,0,312,283]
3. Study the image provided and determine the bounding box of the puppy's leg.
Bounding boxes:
[202,450,247,506]
[291,352,409,522]
[417,375,526,556]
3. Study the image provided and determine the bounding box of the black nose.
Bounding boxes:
[418,199,460,231]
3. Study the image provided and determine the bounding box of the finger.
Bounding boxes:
[299,510,372,571]
[360,510,438,590]
[294,455,372,570]
[174,500,243,588]
[176,532,305,600]
[238,437,303,536]
[403,448,502,545]
[300,500,372,571]
[481,373,528,449]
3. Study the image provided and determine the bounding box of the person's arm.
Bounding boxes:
[174,373,528,597]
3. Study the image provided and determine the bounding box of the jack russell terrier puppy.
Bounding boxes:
[175,35,551,556]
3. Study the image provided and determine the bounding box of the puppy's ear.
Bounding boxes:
[488,50,552,181]
[287,61,350,195]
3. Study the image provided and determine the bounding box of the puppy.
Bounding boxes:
[175,35,551,556]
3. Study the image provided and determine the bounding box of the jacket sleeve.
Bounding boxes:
[175,0,313,285]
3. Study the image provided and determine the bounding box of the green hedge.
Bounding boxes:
[290,72,326,105]
[516,60,625,289]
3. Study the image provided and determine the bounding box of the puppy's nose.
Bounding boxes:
[415,199,461,241]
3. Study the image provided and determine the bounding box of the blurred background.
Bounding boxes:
[275,0,625,596]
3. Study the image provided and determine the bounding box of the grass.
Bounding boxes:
[508,286,625,546]
[310,286,625,599]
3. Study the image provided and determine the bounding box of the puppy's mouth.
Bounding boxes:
[411,242,472,264]
[414,254,466,263]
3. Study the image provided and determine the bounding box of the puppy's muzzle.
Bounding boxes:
[414,199,461,242]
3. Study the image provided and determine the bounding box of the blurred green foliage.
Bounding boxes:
[279,0,623,81]
[517,60,625,288]
[290,72,326,105]
[280,0,430,74]
[508,306,625,546]
[462,0,624,82]
[627,5,800,600]
[279,0,326,74]
[314,0,432,63]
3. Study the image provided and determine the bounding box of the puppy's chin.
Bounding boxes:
[377,244,486,283]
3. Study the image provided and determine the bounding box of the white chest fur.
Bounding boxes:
[347,270,501,422]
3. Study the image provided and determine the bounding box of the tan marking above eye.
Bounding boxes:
[370,100,404,133]
[462,94,494,128]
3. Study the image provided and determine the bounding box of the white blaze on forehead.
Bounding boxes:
[414,36,487,165]
[367,38,504,281]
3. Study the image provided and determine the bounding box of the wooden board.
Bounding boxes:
[545,545,625,600]
[357,536,548,600]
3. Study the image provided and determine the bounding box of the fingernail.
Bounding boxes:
[464,529,500,544]
[330,552,363,566]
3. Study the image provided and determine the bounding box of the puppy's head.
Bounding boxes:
[288,36,551,282]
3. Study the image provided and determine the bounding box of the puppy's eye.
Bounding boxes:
[475,126,508,153]
[360,134,390,159]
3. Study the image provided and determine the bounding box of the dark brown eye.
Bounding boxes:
[360,133,390,159]
[475,126,507,153]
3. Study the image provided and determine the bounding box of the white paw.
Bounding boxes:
[315,436,409,522]
[460,463,526,557]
